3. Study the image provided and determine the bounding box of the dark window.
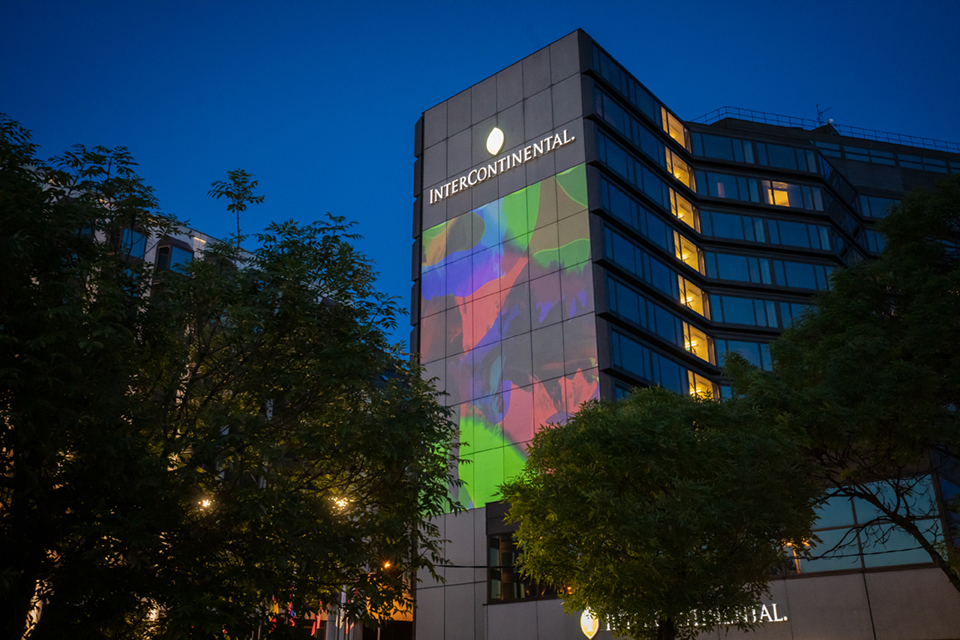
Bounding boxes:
[157,245,193,273]
[858,195,900,219]
[611,330,689,394]
[716,339,772,371]
[117,228,146,260]
[710,295,778,327]
[488,534,557,602]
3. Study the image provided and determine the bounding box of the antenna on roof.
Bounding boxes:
[816,104,833,127]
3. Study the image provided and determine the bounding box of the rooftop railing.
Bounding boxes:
[692,106,960,154]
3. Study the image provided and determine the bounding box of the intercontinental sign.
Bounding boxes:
[427,127,576,205]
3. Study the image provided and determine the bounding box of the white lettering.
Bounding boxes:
[759,605,772,623]
[426,126,581,205]
[771,604,786,622]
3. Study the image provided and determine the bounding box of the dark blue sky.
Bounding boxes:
[4,0,959,345]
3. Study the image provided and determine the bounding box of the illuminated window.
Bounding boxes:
[673,231,701,273]
[665,148,693,190]
[766,181,794,207]
[670,191,697,230]
[761,180,824,210]
[678,277,706,317]
[682,323,713,364]
[660,107,686,148]
[687,372,715,398]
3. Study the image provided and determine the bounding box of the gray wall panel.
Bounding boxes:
[522,47,550,98]
[497,62,523,111]
[524,89,554,139]
[472,76,498,123]
[424,103,447,149]
[447,89,472,137]
[549,32,581,84]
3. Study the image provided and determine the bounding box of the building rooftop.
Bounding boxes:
[693,106,960,154]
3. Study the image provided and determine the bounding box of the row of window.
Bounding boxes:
[608,275,776,373]
[710,294,808,329]
[604,225,828,331]
[597,127,875,262]
[595,89,693,190]
[603,173,837,259]
[488,474,947,604]
[696,170,825,211]
[603,226,706,315]
[705,252,833,291]
[606,221,832,302]
[813,140,960,174]
[608,276,713,364]
[701,210,833,251]
[610,329,713,397]
[857,194,900,219]
[591,45,686,148]
[692,132,820,174]
[597,130,695,229]
[792,477,942,573]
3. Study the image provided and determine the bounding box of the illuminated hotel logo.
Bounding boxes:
[486,127,505,155]
[428,127,576,205]
[580,610,599,639]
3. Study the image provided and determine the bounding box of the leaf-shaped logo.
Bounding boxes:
[580,610,599,639]
[486,127,505,156]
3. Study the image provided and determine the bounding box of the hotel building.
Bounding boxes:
[410,30,960,640]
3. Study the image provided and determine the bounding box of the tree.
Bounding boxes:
[729,174,960,593]
[502,389,819,640]
[208,168,264,255]
[0,116,459,638]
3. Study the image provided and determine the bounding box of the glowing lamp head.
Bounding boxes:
[486,127,505,155]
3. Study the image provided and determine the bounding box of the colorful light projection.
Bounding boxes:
[420,164,598,508]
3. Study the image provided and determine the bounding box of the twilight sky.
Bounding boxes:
[4,0,959,346]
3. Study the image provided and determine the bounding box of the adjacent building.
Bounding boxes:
[410,30,960,640]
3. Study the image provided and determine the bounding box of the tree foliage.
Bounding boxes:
[208,168,264,255]
[0,116,458,638]
[502,389,819,640]
[729,174,960,593]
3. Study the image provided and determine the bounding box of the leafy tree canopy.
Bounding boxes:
[502,389,818,640]
[729,174,960,592]
[0,115,458,638]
